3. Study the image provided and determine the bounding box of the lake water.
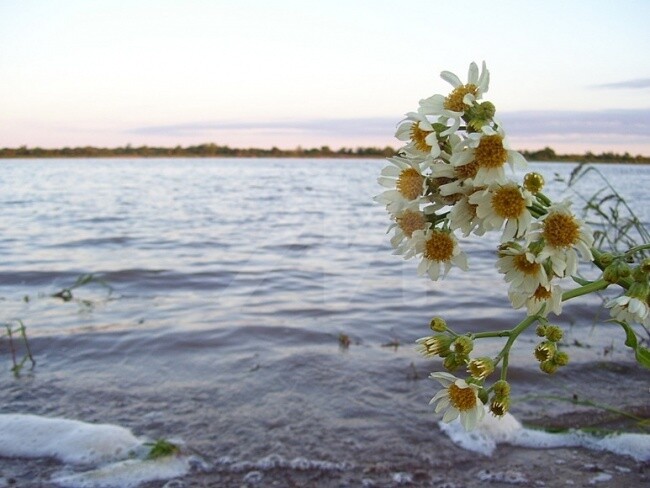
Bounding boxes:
[0,158,648,487]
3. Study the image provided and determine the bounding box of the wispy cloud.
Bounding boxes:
[128,118,397,138]
[128,110,650,142]
[590,78,650,89]
[499,109,650,138]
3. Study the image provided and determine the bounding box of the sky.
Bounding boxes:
[1,0,649,155]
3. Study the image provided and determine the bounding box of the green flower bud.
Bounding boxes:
[452,336,474,356]
[629,281,649,301]
[443,354,462,372]
[416,334,452,358]
[598,253,614,267]
[467,357,495,381]
[603,264,620,284]
[641,258,650,275]
[535,324,547,337]
[540,360,559,374]
[545,325,564,343]
[632,266,646,282]
[617,261,631,278]
[492,380,511,399]
[490,396,510,417]
[430,317,447,332]
[534,341,556,362]
[554,350,569,367]
[523,172,545,194]
[464,102,496,131]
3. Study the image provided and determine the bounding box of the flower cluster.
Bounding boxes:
[377,62,650,430]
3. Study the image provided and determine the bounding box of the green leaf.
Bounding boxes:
[635,347,650,369]
[611,320,650,369]
[612,320,638,348]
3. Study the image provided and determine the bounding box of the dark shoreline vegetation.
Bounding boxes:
[1,144,649,163]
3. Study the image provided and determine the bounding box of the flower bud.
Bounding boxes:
[540,360,559,374]
[598,253,614,267]
[617,261,631,278]
[603,264,620,284]
[452,336,474,356]
[416,334,452,358]
[544,325,564,343]
[629,281,649,301]
[641,258,650,275]
[535,324,547,337]
[553,351,569,367]
[534,341,556,362]
[467,357,495,381]
[430,317,447,332]
[523,172,545,194]
[443,354,462,372]
[492,380,511,399]
[490,396,510,417]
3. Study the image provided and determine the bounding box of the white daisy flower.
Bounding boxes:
[527,200,594,278]
[469,182,534,242]
[388,205,430,256]
[448,194,487,237]
[429,372,485,431]
[606,295,650,326]
[395,111,442,158]
[451,125,527,186]
[411,228,468,280]
[375,156,427,215]
[412,229,468,281]
[497,245,549,294]
[509,282,564,317]
[419,61,490,136]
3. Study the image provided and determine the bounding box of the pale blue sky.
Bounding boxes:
[1,0,649,154]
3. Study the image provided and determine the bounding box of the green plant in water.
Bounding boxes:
[1,319,35,376]
[376,61,650,431]
[146,439,181,459]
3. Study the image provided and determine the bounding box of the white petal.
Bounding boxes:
[442,407,460,423]
[467,62,478,84]
[440,70,462,87]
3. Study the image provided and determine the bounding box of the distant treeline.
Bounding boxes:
[0,144,395,159]
[0,144,648,163]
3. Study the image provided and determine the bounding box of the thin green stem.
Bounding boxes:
[624,244,650,258]
[561,279,609,302]
[536,192,552,207]
[495,314,540,381]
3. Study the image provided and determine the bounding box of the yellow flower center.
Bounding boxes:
[513,254,540,276]
[397,210,426,237]
[444,84,478,112]
[455,161,479,180]
[543,212,580,249]
[474,135,507,169]
[491,185,526,219]
[396,167,424,200]
[409,123,432,152]
[448,384,477,412]
[533,285,552,301]
[424,231,455,262]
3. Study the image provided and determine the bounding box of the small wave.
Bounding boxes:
[438,408,650,462]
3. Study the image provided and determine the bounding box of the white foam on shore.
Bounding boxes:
[439,409,650,462]
[0,414,191,487]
